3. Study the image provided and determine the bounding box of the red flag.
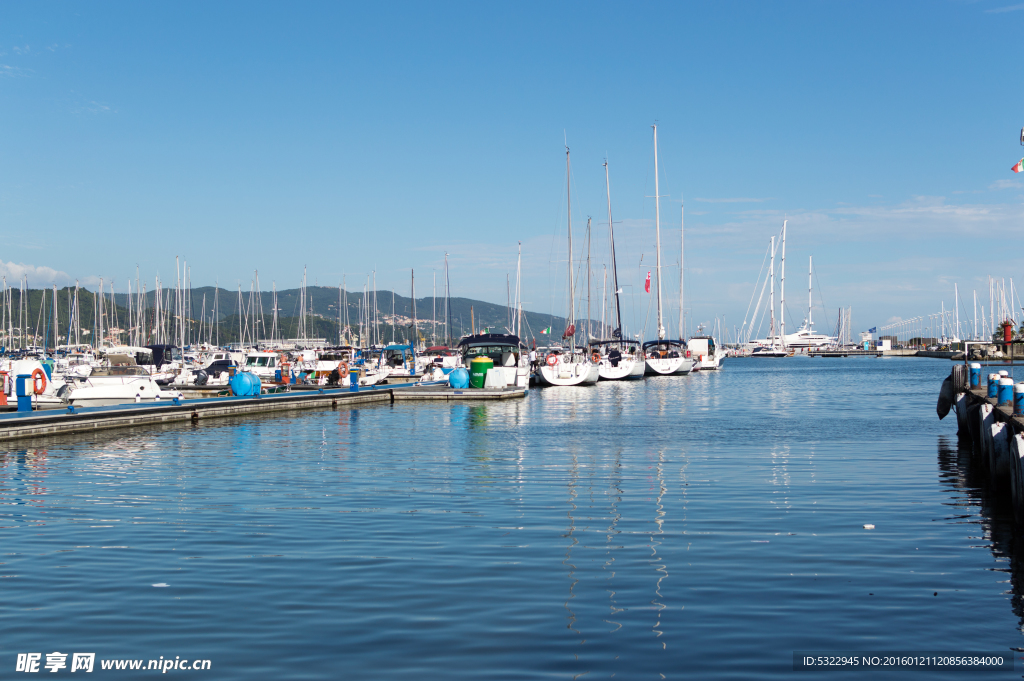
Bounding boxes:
[644,271,651,293]
[1013,159,1024,173]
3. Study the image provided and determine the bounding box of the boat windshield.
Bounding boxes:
[463,344,519,366]
[91,366,150,377]
[245,356,272,367]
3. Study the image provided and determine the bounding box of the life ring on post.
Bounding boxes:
[31,368,46,395]
[546,354,558,367]
[591,351,601,364]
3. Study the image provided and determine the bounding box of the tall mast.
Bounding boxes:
[432,271,436,345]
[679,200,684,340]
[586,216,592,343]
[604,160,623,338]
[808,256,813,329]
[769,236,776,345]
[780,220,787,347]
[444,253,451,345]
[411,270,417,348]
[566,144,575,350]
[955,283,960,340]
[652,124,665,341]
[516,242,522,338]
[974,290,978,340]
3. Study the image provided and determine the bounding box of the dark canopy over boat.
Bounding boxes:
[457,334,526,350]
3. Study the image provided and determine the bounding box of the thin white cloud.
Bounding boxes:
[0,64,29,77]
[72,100,114,115]
[986,2,1024,11]
[0,261,71,287]
[989,178,1021,190]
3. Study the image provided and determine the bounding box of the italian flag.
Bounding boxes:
[1013,158,1024,173]
[541,327,551,334]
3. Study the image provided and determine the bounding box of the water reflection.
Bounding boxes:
[936,434,1022,629]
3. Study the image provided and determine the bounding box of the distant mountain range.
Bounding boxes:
[0,286,611,347]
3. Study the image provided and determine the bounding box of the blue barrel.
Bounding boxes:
[229,372,262,396]
[448,368,470,389]
[988,373,1000,398]
[999,377,1014,406]
[15,374,31,412]
[274,369,282,383]
[969,362,982,388]
[1014,383,1024,416]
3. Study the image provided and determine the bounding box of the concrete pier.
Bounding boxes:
[0,384,527,443]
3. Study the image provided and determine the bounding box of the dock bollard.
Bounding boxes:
[989,373,1001,398]
[349,370,359,392]
[970,362,982,388]
[999,377,1014,406]
[1014,383,1024,416]
[14,374,31,412]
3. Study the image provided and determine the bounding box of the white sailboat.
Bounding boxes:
[750,223,789,357]
[644,124,692,376]
[536,144,600,387]
[592,159,646,380]
[781,256,835,349]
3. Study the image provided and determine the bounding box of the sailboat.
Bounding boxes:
[781,256,835,349]
[536,144,600,387]
[644,124,692,376]
[749,223,789,357]
[591,160,646,380]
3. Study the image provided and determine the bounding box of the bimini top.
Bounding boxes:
[458,334,525,349]
[382,344,414,352]
[641,339,686,350]
[589,339,641,348]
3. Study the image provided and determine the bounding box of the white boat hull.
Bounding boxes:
[598,356,646,380]
[645,355,693,375]
[536,360,599,386]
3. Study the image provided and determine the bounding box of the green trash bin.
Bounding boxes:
[469,356,494,389]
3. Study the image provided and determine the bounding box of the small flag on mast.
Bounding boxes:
[541,327,551,335]
[1013,158,1024,173]
[644,271,651,293]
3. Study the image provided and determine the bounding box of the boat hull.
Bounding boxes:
[536,360,599,386]
[598,356,646,380]
[645,356,693,375]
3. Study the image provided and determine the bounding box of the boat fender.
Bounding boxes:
[31,368,46,395]
[546,354,558,367]
[937,375,954,420]
[685,350,691,358]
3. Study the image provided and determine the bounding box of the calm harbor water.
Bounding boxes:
[1,357,1021,679]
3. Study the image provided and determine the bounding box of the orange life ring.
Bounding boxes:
[546,354,558,366]
[340,362,349,375]
[591,351,601,363]
[31,368,46,395]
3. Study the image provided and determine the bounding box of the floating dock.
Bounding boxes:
[946,368,1024,522]
[808,349,882,357]
[0,384,527,442]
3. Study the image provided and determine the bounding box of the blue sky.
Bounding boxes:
[1,1,1023,339]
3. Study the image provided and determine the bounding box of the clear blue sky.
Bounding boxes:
[1,1,1022,338]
